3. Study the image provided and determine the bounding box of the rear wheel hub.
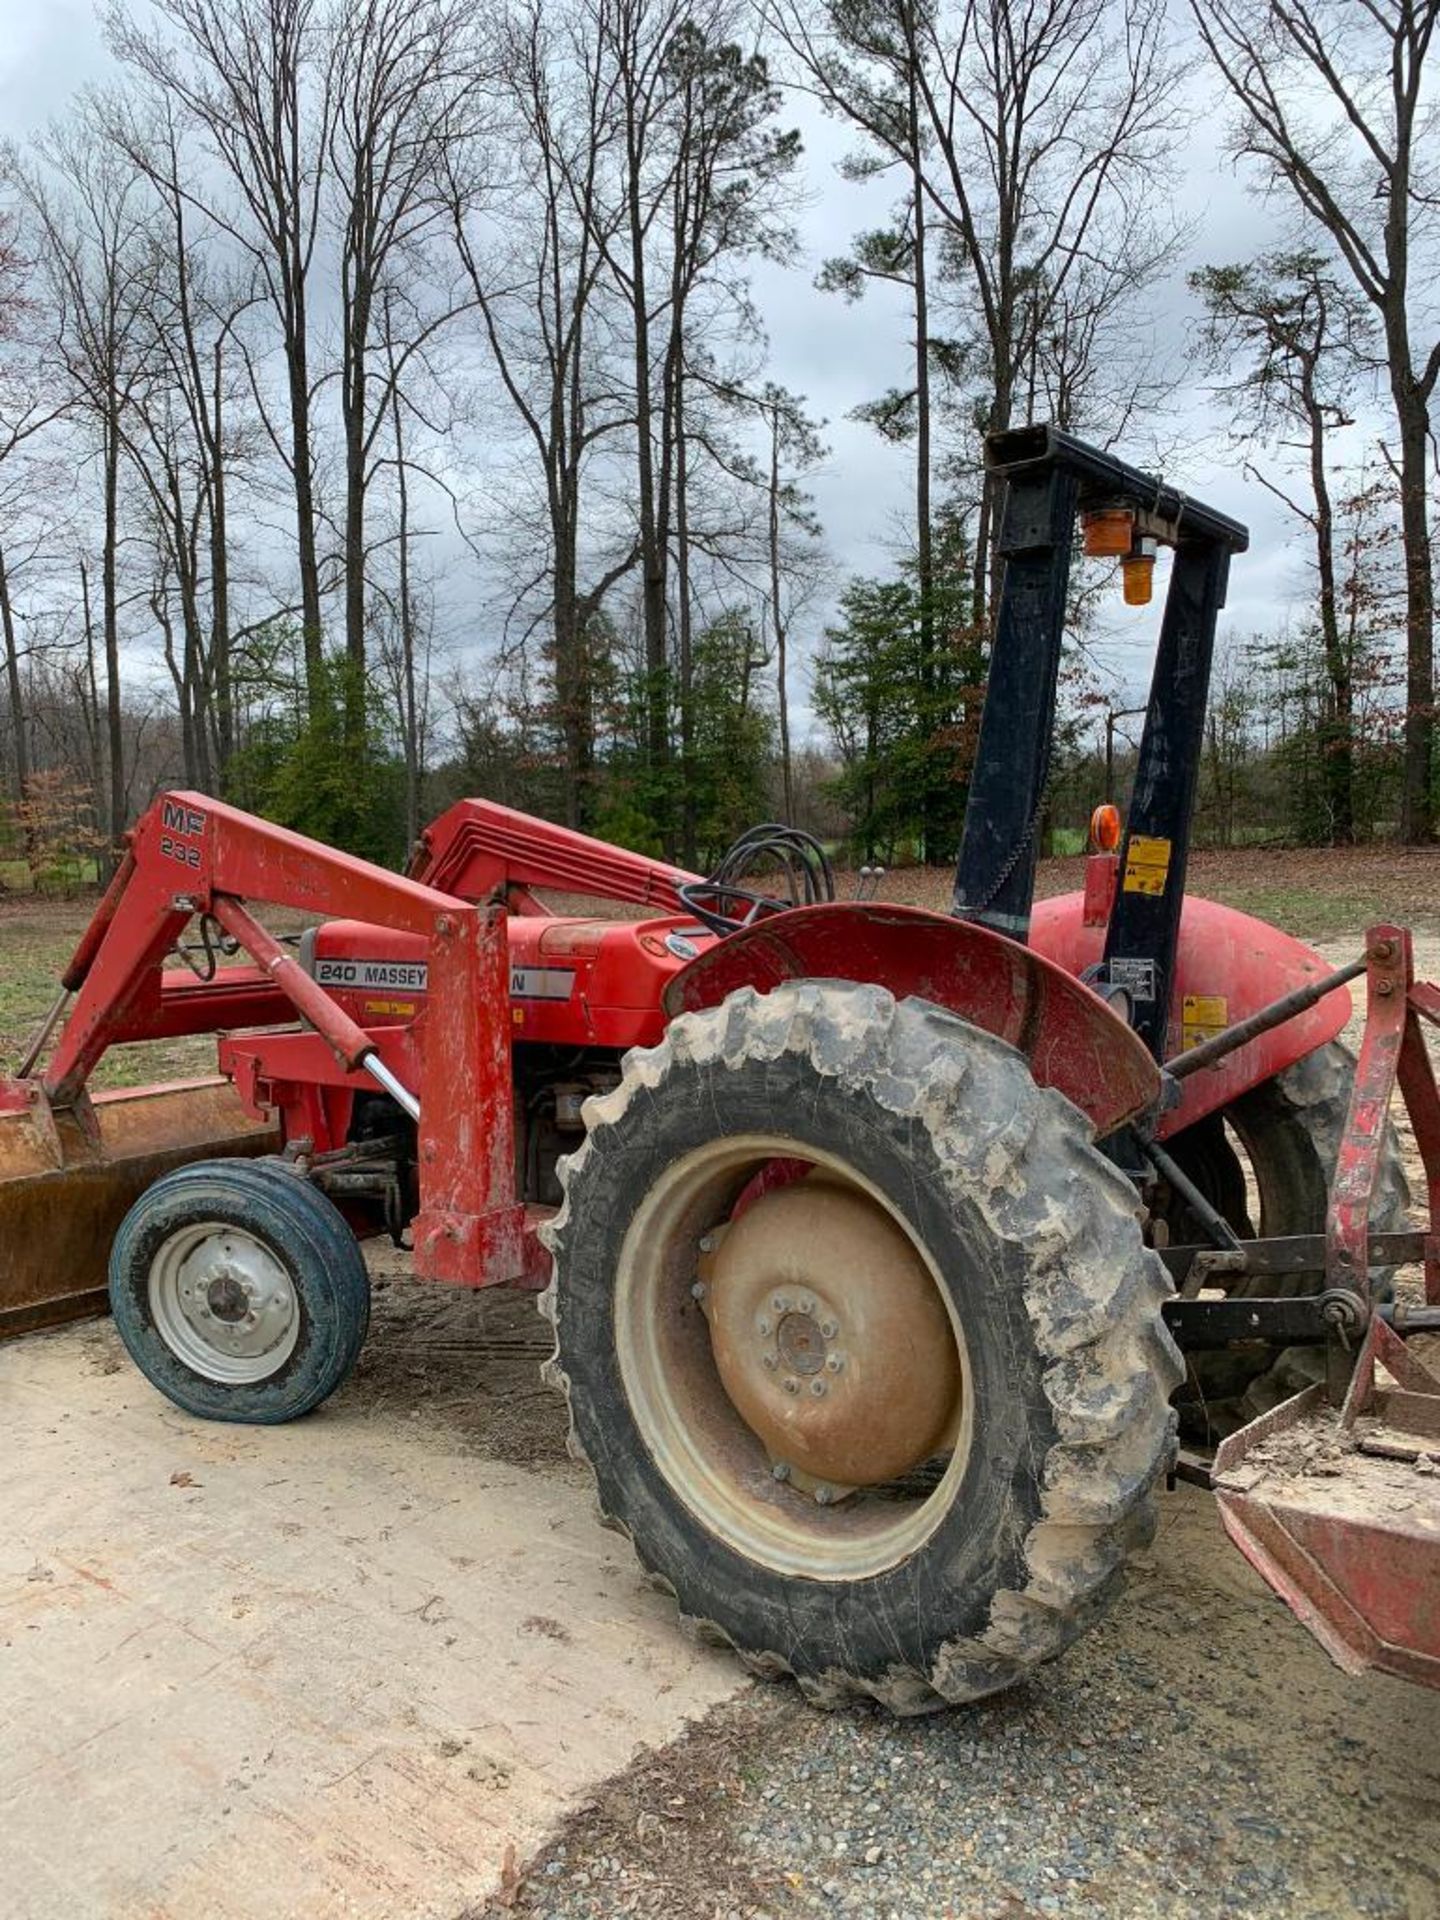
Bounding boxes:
[706,1180,962,1494]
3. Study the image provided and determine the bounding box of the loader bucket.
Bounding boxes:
[0,1079,279,1339]
[1213,1361,1440,1691]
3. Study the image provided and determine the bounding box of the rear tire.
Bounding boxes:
[109,1159,370,1424]
[543,981,1181,1713]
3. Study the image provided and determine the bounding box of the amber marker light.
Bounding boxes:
[1122,537,1158,606]
[1081,507,1135,557]
[1089,803,1123,854]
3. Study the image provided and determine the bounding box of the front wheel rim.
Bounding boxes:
[612,1135,972,1582]
[147,1222,301,1385]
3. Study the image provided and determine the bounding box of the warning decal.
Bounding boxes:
[1109,955,1157,1004]
[1122,834,1172,896]
[1182,993,1229,1050]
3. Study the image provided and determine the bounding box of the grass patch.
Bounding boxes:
[0,901,215,1087]
[1189,884,1376,943]
[0,914,73,1064]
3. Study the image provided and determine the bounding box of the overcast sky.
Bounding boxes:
[0,0,1383,744]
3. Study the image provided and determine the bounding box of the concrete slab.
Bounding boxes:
[0,1314,745,1920]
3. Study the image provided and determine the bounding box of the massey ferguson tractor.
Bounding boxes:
[3,425,1437,1711]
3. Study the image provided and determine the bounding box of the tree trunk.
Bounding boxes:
[80,561,103,842]
[907,63,936,860]
[342,276,371,744]
[287,327,325,719]
[390,374,421,849]
[624,89,670,848]
[1395,381,1435,844]
[211,339,234,781]
[1306,392,1352,844]
[767,398,792,827]
[0,543,29,818]
[676,373,698,866]
[102,409,124,860]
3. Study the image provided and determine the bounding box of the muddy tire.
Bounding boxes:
[542,981,1181,1713]
[109,1158,370,1424]
[1163,1042,1410,1430]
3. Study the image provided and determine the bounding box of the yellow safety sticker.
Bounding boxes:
[363,999,416,1019]
[1122,834,1172,896]
[1182,993,1229,1050]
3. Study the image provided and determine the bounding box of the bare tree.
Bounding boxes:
[771,0,1186,628]
[107,0,335,714]
[449,0,638,831]
[327,0,485,734]
[17,123,157,853]
[1192,250,1376,842]
[97,87,260,784]
[588,0,800,850]
[0,207,71,820]
[1192,0,1440,841]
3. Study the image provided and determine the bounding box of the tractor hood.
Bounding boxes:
[1029,889,1353,1138]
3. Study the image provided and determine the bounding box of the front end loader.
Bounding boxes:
[3,424,1437,1708]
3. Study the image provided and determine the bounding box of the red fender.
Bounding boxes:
[1029,891,1352,1138]
[662,902,1160,1138]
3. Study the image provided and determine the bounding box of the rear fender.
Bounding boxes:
[662,901,1160,1138]
[1029,891,1352,1138]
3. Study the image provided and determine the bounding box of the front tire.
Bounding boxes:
[109,1159,370,1424]
[543,981,1181,1713]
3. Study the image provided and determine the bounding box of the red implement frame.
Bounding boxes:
[0,792,702,1291]
[1214,925,1440,1688]
[0,794,529,1286]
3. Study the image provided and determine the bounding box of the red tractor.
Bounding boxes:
[3,426,1437,1709]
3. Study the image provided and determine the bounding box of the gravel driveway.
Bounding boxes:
[489,1489,1439,1920]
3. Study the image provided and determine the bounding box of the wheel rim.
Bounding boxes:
[147,1221,301,1385]
[614,1135,971,1581]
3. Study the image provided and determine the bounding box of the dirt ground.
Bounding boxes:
[5,852,1440,1918]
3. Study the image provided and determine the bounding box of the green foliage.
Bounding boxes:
[226,630,409,866]
[593,613,775,867]
[814,541,982,864]
[687,614,776,865]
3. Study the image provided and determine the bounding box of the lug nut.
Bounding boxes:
[757,1316,771,1335]
[826,1352,845,1373]
[798,1295,815,1316]
[783,1377,800,1395]
[762,1352,777,1370]
[772,1461,791,1482]
[691,1281,707,1302]
[772,1294,790,1314]
[698,1232,717,1253]
[814,1485,834,1506]
[810,1378,827,1397]
[820,1319,838,1339]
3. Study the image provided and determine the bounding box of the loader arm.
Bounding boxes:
[0,792,526,1289]
[408,797,701,910]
